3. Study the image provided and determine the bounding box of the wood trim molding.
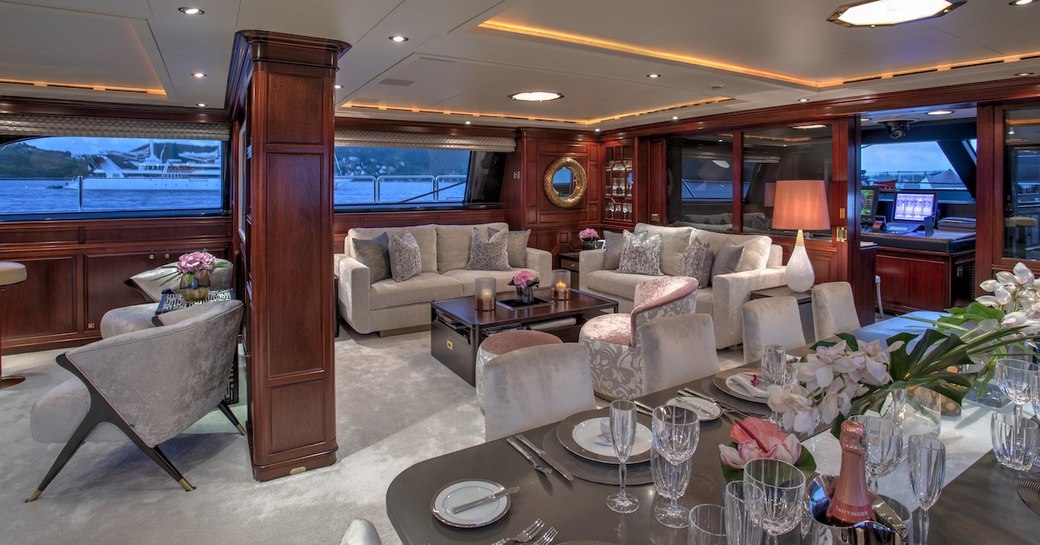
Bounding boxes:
[0,96,229,123]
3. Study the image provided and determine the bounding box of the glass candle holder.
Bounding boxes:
[475,277,496,311]
[551,269,570,300]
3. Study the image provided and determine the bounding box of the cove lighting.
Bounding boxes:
[178,7,204,15]
[793,124,827,129]
[389,35,409,43]
[927,109,953,115]
[510,91,562,102]
[828,0,964,27]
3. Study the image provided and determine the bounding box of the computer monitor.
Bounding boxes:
[860,188,878,223]
[892,191,936,222]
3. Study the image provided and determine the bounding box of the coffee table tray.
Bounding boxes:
[496,296,551,310]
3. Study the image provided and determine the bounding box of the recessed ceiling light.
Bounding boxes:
[389,35,408,43]
[927,109,953,115]
[672,116,679,120]
[464,121,471,125]
[1015,71,1035,76]
[647,73,661,79]
[334,84,342,89]
[197,103,206,107]
[510,91,563,102]
[828,0,964,27]
[1009,127,1017,135]
[1010,0,1035,5]
[861,117,871,122]
[595,128,601,132]
[178,7,204,15]
[793,124,827,129]
[798,98,810,103]
[192,72,205,78]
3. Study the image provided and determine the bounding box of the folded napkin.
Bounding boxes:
[594,419,613,446]
[726,372,770,399]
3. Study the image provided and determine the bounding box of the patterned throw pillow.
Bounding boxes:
[617,231,663,276]
[681,239,714,287]
[710,240,743,279]
[466,227,510,271]
[603,230,624,270]
[489,228,531,268]
[351,233,390,284]
[388,232,422,282]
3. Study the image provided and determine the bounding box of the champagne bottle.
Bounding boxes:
[825,419,876,525]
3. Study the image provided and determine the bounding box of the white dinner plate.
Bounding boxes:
[712,368,770,404]
[668,396,722,421]
[557,410,652,464]
[431,479,510,528]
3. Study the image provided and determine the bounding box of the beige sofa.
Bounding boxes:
[579,223,786,349]
[336,222,552,335]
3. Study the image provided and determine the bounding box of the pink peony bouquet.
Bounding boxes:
[719,417,815,481]
[176,251,218,274]
[509,269,538,289]
[578,228,600,241]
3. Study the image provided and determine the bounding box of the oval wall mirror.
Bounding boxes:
[543,157,587,208]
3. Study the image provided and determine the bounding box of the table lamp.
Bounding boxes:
[770,180,830,293]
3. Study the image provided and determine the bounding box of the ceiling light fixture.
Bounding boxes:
[798,98,810,102]
[464,121,471,125]
[860,117,871,122]
[197,103,206,107]
[647,73,661,78]
[334,84,342,89]
[389,35,408,43]
[510,91,563,102]
[927,109,953,115]
[827,0,965,27]
[594,128,601,132]
[1015,71,1035,76]
[192,72,205,78]
[793,124,827,129]
[1009,127,1017,135]
[178,7,204,15]
[1010,0,1036,5]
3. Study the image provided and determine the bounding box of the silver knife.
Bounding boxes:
[506,437,553,475]
[516,434,574,481]
[449,486,520,514]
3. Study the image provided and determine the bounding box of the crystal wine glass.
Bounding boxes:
[762,345,792,424]
[994,358,1040,419]
[651,405,700,528]
[991,412,1040,471]
[651,446,693,528]
[854,415,903,494]
[688,504,727,545]
[607,399,639,513]
[743,459,806,545]
[723,480,763,545]
[908,435,945,545]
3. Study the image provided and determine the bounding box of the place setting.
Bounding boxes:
[541,401,656,486]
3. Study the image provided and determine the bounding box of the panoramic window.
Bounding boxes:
[1003,107,1040,260]
[861,141,968,191]
[334,146,470,206]
[0,136,224,218]
[667,134,736,229]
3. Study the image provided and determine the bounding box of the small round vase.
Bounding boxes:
[178,269,211,302]
[582,239,599,250]
[516,285,534,304]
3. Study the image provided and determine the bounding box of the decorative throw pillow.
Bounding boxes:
[710,240,743,279]
[388,232,422,282]
[489,228,531,268]
[603,230,624,270]
[681,239,714,287]
[735,237,771,272]
[351,233,391,284]
[617,231,663,276]
[466,227,510,271]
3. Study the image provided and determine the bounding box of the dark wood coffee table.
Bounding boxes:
[430,288,617,385]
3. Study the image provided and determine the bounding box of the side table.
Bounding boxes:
[558,251,580,290]
[750,285,815,344]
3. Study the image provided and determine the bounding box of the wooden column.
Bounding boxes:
[228,31,349,481]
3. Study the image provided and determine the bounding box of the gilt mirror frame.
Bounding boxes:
[543,157,587,209]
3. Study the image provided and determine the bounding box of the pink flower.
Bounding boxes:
[176,251,217,274]
[718,417,802,469]
[510,270,538,289]
[578,228,599,240]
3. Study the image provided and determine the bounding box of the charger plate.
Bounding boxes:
[556,409,652,464]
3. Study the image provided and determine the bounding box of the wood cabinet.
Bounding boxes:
[875,248,975,313]
[602,140,637,229]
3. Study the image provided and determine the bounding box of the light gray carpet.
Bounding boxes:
[0,328,745,545]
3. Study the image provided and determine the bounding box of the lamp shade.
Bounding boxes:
[770,180,831,231]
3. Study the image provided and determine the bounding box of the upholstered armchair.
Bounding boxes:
[579,276,699,399]
[341,519,383,545]
[26,300,244,501]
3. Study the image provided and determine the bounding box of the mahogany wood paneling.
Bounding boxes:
[269,380,326,453]
[0,96,228,124]
[0,256,76,344]
[855,244,878,326]
[975,104,998,291]
[876,252,951,313]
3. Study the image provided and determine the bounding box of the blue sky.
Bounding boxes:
[861,141,963,172]
[29,137,211,155]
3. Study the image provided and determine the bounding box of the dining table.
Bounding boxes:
[385,311,1040,544]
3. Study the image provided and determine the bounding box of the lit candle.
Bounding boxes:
[479,288,493,301]
[555,280,567,290]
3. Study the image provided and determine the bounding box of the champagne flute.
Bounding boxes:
[762,345,790,424]
[743,459,806,545]
[723,480,763,545]
[607,399,639,513]
[994,358,1039,419]
[651,405,700,528]
[908,435,945,545]
[688,504,727,545]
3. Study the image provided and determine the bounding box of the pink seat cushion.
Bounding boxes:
[581,313,634,347]
[480,330,562,356]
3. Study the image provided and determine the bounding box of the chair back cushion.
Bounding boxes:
[436,223,510,272]
[640,313,720,393]
[634,223,693,276]
[631,276,698,334]
[741,296,806,363]
[348,225,438,273]
[812,281,861,340]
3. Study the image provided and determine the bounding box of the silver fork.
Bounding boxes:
[491,518,544,545]
[534,527,559,545]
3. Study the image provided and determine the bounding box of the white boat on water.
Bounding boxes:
[63,143,221,191]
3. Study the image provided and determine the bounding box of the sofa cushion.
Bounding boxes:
[618,231,662,276]
[680,239,714,287]
[635,223,693,276]
[692,230,773,271]
[351,232,391,284]
[467,228,510,271]
[369,273,463,310]
[349,225,437,273]
[443,268,540,296]
[711,240,742,278]
[581,312,633,346]
[603,230,624,270]
[695,288,714,316]
[586,269,656,301]
[489,228,531,268]
[436,223,509,273]
[389,232,422,282]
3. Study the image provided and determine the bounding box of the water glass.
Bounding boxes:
[650,446,693,528]
[607,399,639,514]
[651,405,701,464]
[852,415,903,494]
[995,358,1040,418]
[890,387,942,443]
[907,435,945,545]
[762,344,788,385]
[991,412,1040,471]
[688,504,727,545]
[743,459,806,545]
[723,480,763,545]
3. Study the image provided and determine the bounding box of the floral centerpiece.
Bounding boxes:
[719,417,816,481]
[578,228,600,250]
[508,270,539,303]
[161,250,227,302]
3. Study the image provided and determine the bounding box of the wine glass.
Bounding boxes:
[723,480,763,545]
[994,358,1040,419]
[889,388,942,445]
[688,504,727,545]
[607,399,639,513]
[853,415,903,494]
[743,459,806,545]
[762,345,791,424]
[991,412,1040,471]
[651,405,700,528]
[908,435,945,545]
[651,446,693,528]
